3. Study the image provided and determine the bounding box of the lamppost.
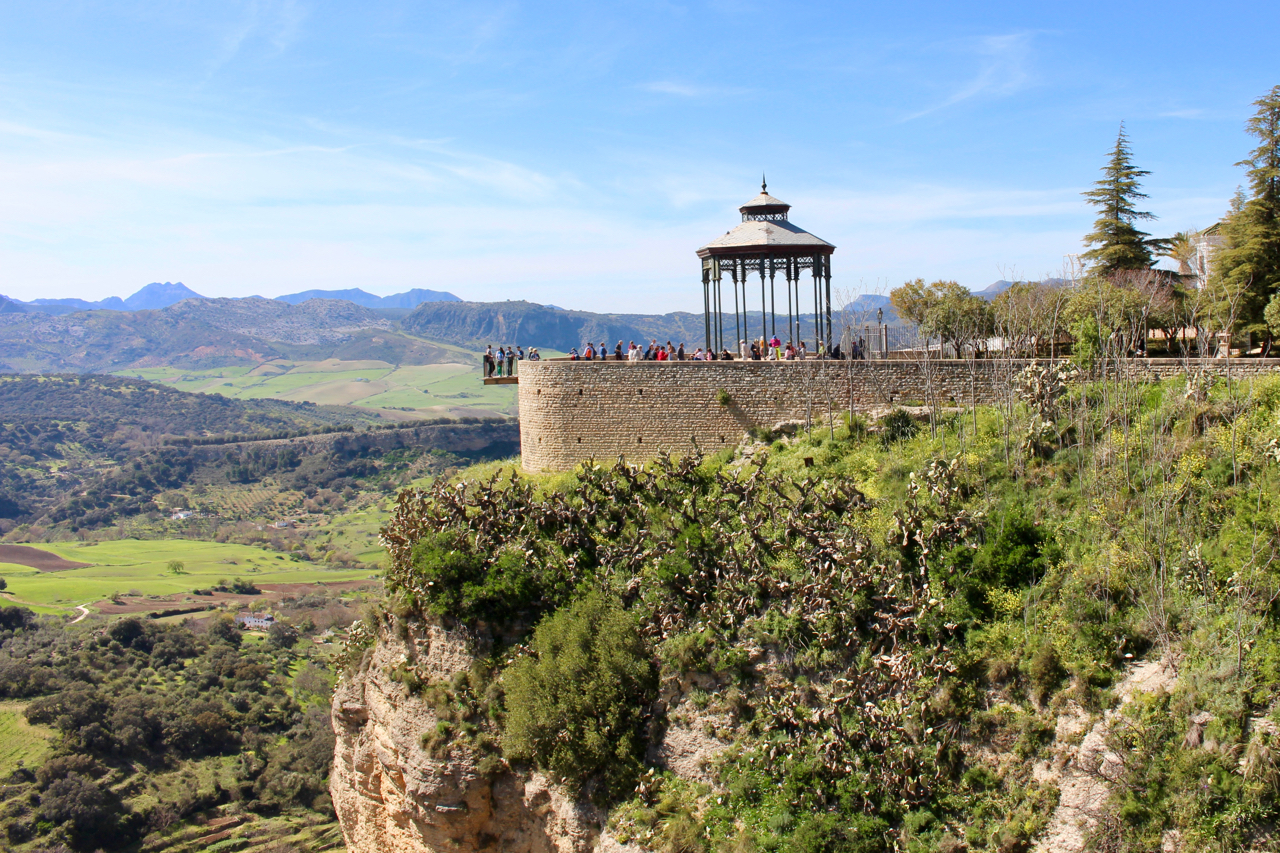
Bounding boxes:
[876,307,884,359]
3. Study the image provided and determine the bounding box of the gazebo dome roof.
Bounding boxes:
[697,181,834,257]
[698,220,834,254]
[739,190,791,215]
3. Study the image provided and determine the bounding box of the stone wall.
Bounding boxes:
[516,358,1280,472]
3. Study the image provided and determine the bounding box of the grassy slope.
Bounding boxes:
[0,540,372,610]
[122,356,519,417]
[0,701,53,777]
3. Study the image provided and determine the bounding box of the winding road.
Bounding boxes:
[70,605,91,624]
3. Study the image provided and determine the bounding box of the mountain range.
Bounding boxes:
[0,278,1051,375]
[275,287,459,309]
[0,282,460,316]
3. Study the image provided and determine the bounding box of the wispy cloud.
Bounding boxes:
[206,0,309,78]
[1160,108,1204,119]
[639,80,749,98]
[901,32,1036,121]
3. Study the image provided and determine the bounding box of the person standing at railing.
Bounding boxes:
[677,342,685,360]
[506,347,515,376]
[615,341,624,360]
[484,345,495,377]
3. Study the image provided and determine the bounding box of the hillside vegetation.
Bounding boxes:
[401,299,729,352]
[0,604,354,852]
[374,367,1280,852]
[0,374,518,538]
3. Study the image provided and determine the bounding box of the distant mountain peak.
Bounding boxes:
[274,287,460,310]
[124,282,205,310]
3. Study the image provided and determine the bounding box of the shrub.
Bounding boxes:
[408,531,544,623]
[788,811,890,853]
[36,772,124,849]
[971,509,1058,590]
[501,592,657,801]
[1026,642,1067,705]
[879,408,918,446]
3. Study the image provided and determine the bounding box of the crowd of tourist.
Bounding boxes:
[564,335,871,362]
[483,335,872,375]
[483,344,542,378]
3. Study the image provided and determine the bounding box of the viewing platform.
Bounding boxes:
[483,376,519,385]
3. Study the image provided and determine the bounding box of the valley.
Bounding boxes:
[122,357,518,418]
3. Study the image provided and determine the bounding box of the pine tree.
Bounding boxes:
[1081,124,1166,274]
[1215,85,1280,334]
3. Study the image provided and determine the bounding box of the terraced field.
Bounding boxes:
[144,806,346,853]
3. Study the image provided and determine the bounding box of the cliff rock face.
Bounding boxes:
[330,620,605,853]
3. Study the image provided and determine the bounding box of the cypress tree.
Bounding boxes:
[1216,85,1280,335]
[1081,124,1166,274]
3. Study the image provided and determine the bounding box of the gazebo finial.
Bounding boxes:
[761,173,767,193]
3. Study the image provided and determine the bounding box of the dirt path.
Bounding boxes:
[1033,658,1178,853]
[69,605,90,624]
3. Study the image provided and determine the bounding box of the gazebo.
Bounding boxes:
[697,181,835,355]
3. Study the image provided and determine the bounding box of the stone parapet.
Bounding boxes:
[517,358,1280,472]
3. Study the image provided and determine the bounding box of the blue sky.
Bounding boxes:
[0,1,1276,313]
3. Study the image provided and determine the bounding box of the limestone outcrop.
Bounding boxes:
[330,619,607,853]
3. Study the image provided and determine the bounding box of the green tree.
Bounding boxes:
[1082,124,1166,274]
[1215,85,1280,336]
[889,279,989,356]
[166,560,186,575]
[501,592,656,801]
[267,620,299,649]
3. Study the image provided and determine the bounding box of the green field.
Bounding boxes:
[120,350,520,417]
[0,540,374,612]
[0,701,53,777]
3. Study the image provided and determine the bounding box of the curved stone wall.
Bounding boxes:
[517,358,995,472]
[516,358,1280,472]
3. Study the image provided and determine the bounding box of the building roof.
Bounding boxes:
[698,182,835,257]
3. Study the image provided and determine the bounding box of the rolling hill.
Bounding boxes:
[0,298,459,374]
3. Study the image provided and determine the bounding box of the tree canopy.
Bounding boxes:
[1213,85,1280,335]
[1081,124,1166,274]
[889,278,991,357]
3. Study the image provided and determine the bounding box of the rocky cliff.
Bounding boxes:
[330,612,732,853]
[331,617,611,853]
